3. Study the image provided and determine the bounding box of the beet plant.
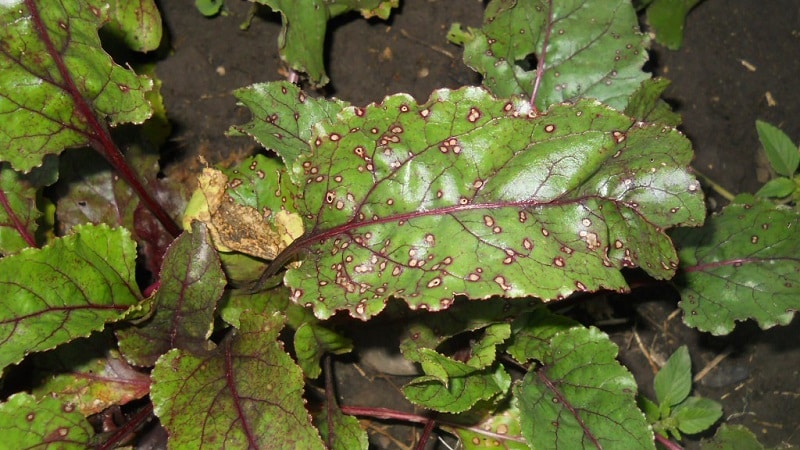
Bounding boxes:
[0,0,797,448]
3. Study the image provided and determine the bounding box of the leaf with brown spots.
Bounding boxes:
[269,87,703,319]
[0,393,93,448]
[672,195,800,335]
[449,0,649,111]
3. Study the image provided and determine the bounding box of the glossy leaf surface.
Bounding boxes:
[0,393,92,448]
[673,195,800,334]
[515,327,653,450]
[280,87,703,319]
[151,312,325,449]
[117,221,224,366]
[0,0,153,172]
[0,224,140,372]
[451,0,648,110]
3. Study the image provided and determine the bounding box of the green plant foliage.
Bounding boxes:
[195,0,224,17]
[700,424,765,450]
[104,0,163,52]
[0,224,140,372]
[449,0,649,110]
[151,311,325,449]
[116,221,225,366]
[644,0,703,50]
[252,1,397,87]
[316,401,369,450]
[0,393,93,448]
[0,158,58,254]
[273,87,703,319]
[440,400,529,449]
[514,327,653,450]
[624,78,682,126]
[756,120,799,178]
[294,322,353,378]
[670,396,722,435]
[653,345,691,408]
[0,0,153,172]
[672,195,800,334]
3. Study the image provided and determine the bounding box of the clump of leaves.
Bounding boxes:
[0,0,796,448]
[754,120,800,203]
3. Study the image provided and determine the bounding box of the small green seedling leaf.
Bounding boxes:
[755,176,796,199]
[453,0,649,110]
[645,0,702,50]
[756,120,799,177]
[0,224,140,372]
[195,0,223,17]
[294,322,353,379]
[0,393,93,448]
[279,87,703,319]
[0,0,153,172]
[105,0,163,52]
[653,345,691,408]
[672,396,722,435]
[515,327,653,450]
[0,159,58,254]
[673,195,800,334]
[116,221,225,366]
[700,424,765,450]
[151,312,325,449]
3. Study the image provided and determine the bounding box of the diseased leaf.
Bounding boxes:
[515,327,653,450]
[116,221,224,366]
[253,2,397,87]
[0,393,92,448]
[452,0,649,110]
[316,402,369,450]
[672,397,722,435]
[230,82,349,166]
[219,286,316,332]
[440,399,529,449]
[279,87,703,319]
[645,0,702,50]
[104,0,163,52]
[672,195,800,334]
[654,345,691,408]
[151,312,325,449]
[30,332,150,416]
[506,306,580,364]
[755,120,799,177]
[0,224,140,372]
[0,158,58,254]
[0,0,153,172]
[294,322,353,379]
[700,424,765,450]
[624,78,682,126]
[403,349,511,414]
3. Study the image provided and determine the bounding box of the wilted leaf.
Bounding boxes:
[672,195,800,334]
[151,312,325,449]
[116,222,224,366]
[253,2,397,87]
[645,0,702,50]
[0,0,152,172]
[0,224,140,372]
[0,393,92,448]
[451,0,649,110]
[104,0,163,52]
[30,333,150,416]
[515,327,653,450]
[278,87,703,319]
[653,345,691,408]
[755,120,799,177]
[230,82,349,166]
[0,158,58,254]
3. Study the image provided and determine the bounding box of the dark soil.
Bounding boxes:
[155,0,800,448]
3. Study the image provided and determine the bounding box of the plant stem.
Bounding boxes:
[654,433,684,450]
[691,167,736,202]
[97,402,154,450]
[415,416,436,450]
[0,188,38,248]
[26,0,181,238]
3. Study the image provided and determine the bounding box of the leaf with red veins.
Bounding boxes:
[672,195,800,335]
[276,87,704,319]
[0,0,153,172]
[0,158,58,254]
[117,221,225,367]
[0,393,93,448]
[0,224,141,373]
[151,312,325,449]
[31,332,150,416]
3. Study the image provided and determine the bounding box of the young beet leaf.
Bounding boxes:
[264,87,704,319]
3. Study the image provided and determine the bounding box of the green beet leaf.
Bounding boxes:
[451,0,648,111]
[515,327,653,450]
[316,400,369,450]
[624,78,682,127]
[294,322,353,379]
[0,158,58,254]
[104,0,163,52]
[230,82,349,166]
[672,195,800,334]
[276,87,703,319]
[117,221,225,366]
[0,224,140,372]
[440,398,529,449]
[253,1,397,87]
[0,393,93,448]
[645,0,702,50]
[0,0,153,173]
[506,305,580,364]
[30,332,150,416]
[653,345,691,408]
[151,311,325,449]
[755,120,799,177]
